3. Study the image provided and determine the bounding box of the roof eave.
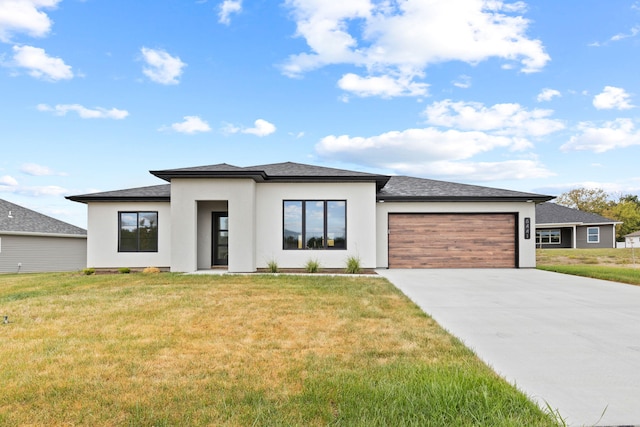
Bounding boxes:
[66,196,171,204]
[149,170,267,182]
[377,195,553,203]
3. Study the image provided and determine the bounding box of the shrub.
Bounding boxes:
[305,259,320,273]
[267,259,279,273]
[82,268,95,276]
[142,267,161,274]
[345,255,362,274]
[118,267,131,274]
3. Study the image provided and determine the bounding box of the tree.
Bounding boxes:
[555,188,612,215]
[603,194,640,241]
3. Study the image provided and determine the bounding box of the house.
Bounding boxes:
[624,230,640,248]
[535,202,620,249]
[0,198,87,273]
[67,162,553,272]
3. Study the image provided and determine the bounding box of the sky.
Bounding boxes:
[1,0,640,228]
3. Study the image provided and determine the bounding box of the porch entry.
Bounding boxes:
[212,212,229,266]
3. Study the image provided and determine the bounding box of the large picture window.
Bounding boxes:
[536,229,561,245]
[119,212,158,252]
[283,201,346,250]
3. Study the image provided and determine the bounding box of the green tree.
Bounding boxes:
[555,188,612,215]
[603,195,640,241]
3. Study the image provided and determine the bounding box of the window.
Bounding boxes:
[587,227,600,243]
[283,200,346,250]
[536,229,561,245]
[119,212,158,252]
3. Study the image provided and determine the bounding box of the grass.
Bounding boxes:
[0,272,557,426]
[537,248,640,286]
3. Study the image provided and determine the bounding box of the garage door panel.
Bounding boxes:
[389,213,516,268]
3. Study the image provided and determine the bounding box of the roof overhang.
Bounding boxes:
[65,195,170,204]
[0,230,87,238]
[536,221,622,228]
[377,195,554,203]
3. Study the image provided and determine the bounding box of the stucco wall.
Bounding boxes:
[255,182,377,270]
[86,201,171,269]
[171,178,256,273]
[375,201,538,268]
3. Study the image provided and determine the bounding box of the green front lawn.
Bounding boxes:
[537,248,640,286]
[0,272,558,426]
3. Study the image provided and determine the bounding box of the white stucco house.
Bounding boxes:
[67,162,553,272]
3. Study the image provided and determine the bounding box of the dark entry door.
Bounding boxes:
[212,213,229,266]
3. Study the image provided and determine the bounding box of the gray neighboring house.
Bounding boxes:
[535,202,620,249]
[0,198,87,273]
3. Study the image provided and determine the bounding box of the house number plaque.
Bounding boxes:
[524,217,531,239]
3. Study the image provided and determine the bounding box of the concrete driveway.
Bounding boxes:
[376,268,640,427]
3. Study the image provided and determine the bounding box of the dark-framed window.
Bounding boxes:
[119,211,158,252]
[283,200,346,250]
[536,229,561,245]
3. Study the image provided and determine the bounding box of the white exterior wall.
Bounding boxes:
[171,178,256,273]
[255,182,377,270]
[376,201,538,268]
[86,201,171,268]
[626,236,640,248]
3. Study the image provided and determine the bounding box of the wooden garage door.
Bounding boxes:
[388,213,517,268]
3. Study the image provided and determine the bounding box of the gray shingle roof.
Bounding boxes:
[625,230,640,238]
[535,202,619,225]
[68,162,553,203]
[67,184,171,203]
[377,176,553,202]
[0,198,86,235]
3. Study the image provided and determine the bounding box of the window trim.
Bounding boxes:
[536,229,561,245]
[282,200,347,250]
[118,211,159,253]
[587,226,600,244]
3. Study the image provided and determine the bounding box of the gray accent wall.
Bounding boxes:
[576,224,616,249]
[0,234,87,273]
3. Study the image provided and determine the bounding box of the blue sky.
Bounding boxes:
[1,0,640,228]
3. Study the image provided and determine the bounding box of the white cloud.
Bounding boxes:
[315,127,553,181]
[337,73,428,98]
[218,0,242,25]
[37,103,129,119]
[11,44,73,80]
[593,86,634,110]
[282,0,549,98]
[392,159,554,181]
[223,119,276,137]
[140,47,186,85]
[423,99,565,137]
[452,75,471,89]
[561,118,640,153]
[20,163,66,176]
[165,116,211,134]
[537,88,561,102]
[0,175,18,187]
[0,0,61,42]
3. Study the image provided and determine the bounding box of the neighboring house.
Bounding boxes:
[0,198,87,273]
[624,230,640,248]
[67,162,553,272]
[535,202,620,249]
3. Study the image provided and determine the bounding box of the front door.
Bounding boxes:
[212,212,229,266]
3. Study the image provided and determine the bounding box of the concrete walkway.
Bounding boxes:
[376,268,640,427]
